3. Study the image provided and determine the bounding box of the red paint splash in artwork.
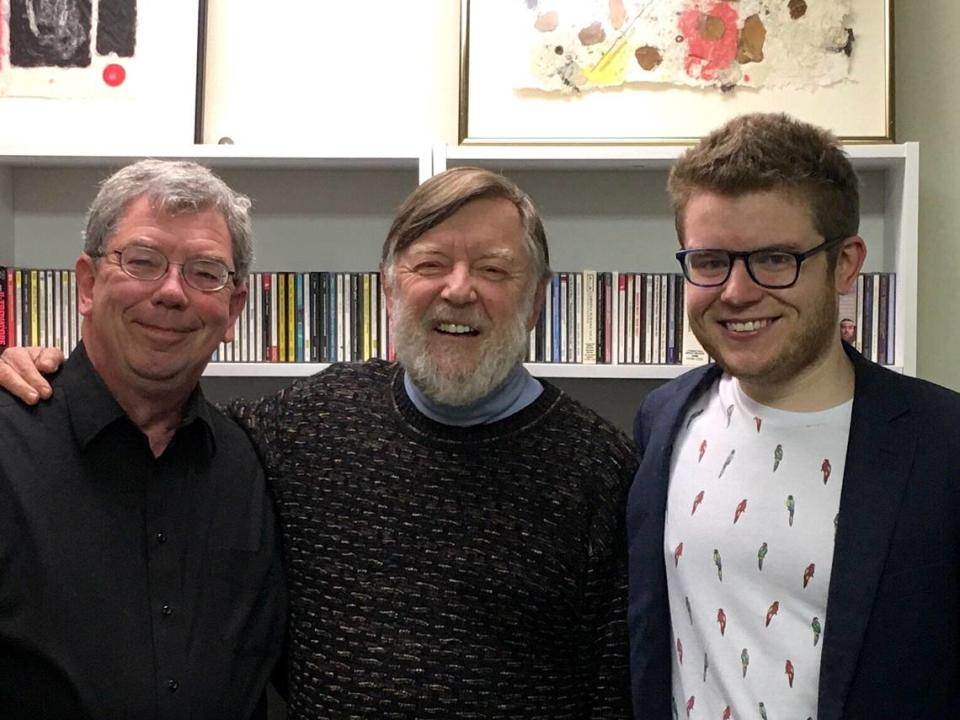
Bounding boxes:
[103,63,126,87]
[678,2,739,81]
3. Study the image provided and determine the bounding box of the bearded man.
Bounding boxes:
[235,166,635,717]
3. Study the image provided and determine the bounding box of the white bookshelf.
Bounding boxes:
[0,143,918,379]
[437,142,919,378]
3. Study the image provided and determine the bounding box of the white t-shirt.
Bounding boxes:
[663,375,852,719]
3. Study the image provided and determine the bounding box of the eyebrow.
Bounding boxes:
[121,240,231,263]
[694,243,805,253]
[406,246,521,261]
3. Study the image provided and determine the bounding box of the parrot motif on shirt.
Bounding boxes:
[686,408,704,429]
[713,549,723,581]
[685,596,693,625]
[725,404,734,427]
[703,652,709,682]
[719,449,735,478]
[786,495,796,526]
[741,648,750,677]
[755,416,762,432]
[674,542,684,567]
[811,616,822,646]
[821,458,832,484]
[733,498,747,524]
[785,659,795,688]
[722,707,732,720]
[671,696,679,720]
[691,490,705,515]
[758,542,768,571]
[717,607,727,635]
[765,600,780,627]
[686,695,695,718]
[759,701,768,720]
[698,440,707,463]
[803,563,815,588]
[676,638,683,665]
[773,443,783,472]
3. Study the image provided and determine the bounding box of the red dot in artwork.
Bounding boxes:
[103,64,126,87]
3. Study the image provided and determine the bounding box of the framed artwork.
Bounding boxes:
[459,0,893,145]
[0,0,206,146]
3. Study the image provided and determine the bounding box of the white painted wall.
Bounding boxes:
[202,1,462,146]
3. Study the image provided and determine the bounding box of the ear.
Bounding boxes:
[834,235,867,295]
[222,281,248,344]
[76,254,97,318]
[526,278,549,332]
[380,265,394,321]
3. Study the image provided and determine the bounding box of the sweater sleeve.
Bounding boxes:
[580,449,637,720]
[222,392,287,490]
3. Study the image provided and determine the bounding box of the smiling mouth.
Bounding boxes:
[723,319,772,333]
[138,322,190,335]
[435,322,480,336]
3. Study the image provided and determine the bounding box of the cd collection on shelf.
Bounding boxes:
[527,271,686,365]
[0,267,897,368]
[212,271,391,363]
[0,267,80,359]
[837,272,897,365]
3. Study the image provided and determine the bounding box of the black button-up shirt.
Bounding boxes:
[0,344,286,720]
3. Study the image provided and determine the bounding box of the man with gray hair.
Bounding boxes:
[1,166,633,718]
[228,166,636,717]
[0,160,285,718]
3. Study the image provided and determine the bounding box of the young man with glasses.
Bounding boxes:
[0,160,285,718]
[628,113,960,719]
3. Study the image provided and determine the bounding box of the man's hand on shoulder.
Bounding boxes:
[0,346,63,404]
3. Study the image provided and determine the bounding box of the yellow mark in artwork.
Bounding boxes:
[583,34,631,86]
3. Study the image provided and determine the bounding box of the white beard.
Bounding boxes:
[391,292,534,407]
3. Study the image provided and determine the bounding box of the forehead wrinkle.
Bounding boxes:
[403,242,524,262]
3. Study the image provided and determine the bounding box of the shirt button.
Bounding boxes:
[156,532,167,544]
[161,604,173,617]
[167,679,179,692]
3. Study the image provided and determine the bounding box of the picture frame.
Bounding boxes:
[459,0,893,145]
[0,0,206,147]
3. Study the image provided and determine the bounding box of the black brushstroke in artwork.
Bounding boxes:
[97,0,137,57]
[9,0,93,68]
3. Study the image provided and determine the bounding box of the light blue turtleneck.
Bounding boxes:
[403,364,543,427]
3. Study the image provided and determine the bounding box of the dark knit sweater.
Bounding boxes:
[230,360,637,719]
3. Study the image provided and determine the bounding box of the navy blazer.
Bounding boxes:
[627,346,960,719]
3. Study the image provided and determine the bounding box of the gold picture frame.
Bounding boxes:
[459,0,893,145]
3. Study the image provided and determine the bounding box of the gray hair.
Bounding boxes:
[84,159,254,282]
[381,167,551,286]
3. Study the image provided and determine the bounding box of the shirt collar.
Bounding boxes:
[62,342,216,456]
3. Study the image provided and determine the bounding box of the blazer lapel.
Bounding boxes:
[817,355,916,720]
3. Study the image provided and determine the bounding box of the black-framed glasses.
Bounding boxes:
[675,236,846,289]
[97,245,236,292]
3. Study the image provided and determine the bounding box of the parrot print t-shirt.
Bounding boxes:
[663,374,851,719]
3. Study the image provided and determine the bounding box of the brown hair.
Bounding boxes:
[669,113,860,255]
[381,167,551,282]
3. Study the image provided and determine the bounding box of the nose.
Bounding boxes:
[440,263,477,305]
[151,265,190,307]
[719,257,764,305]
